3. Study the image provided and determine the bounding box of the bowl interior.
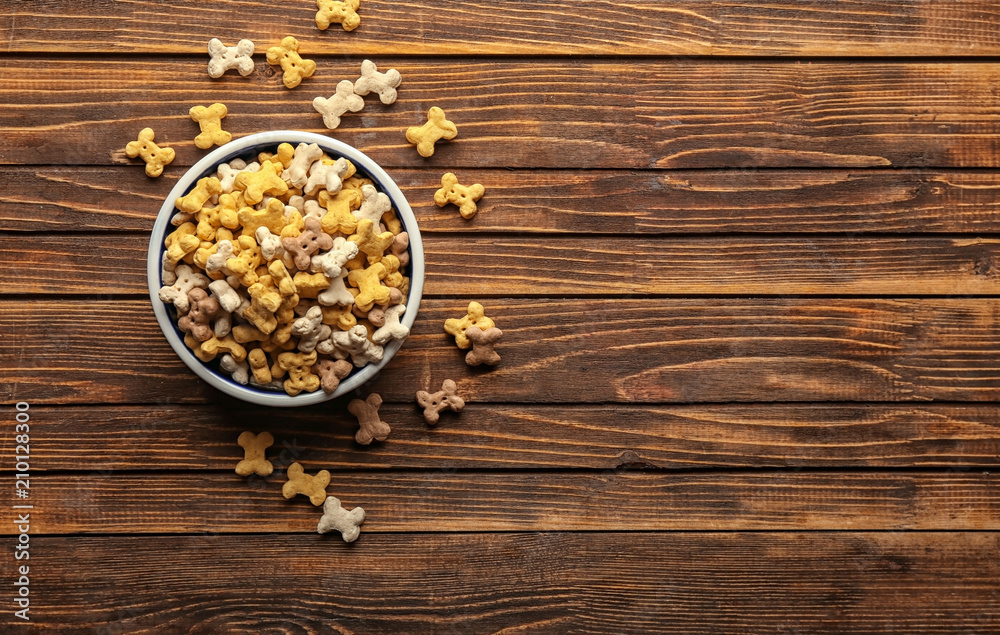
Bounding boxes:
[147,131,424,407]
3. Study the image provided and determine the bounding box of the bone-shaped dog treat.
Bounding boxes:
[259,143,295,170]
[234,161,288,206]
[406,107,457,158]
[313,80,365,130]
[316,0,361,32]
[158,264,209,313]
[317,267,354,306]
[283,143,324,189]
[348,393,391,445]
[220,353,249,385]
[164,222,200,265]
[278,350,320,396]
[208,279,242,313]
[465,326,503,366]
[372,304,408,345]
[190,103,232,150]
[390,231,409,267]
[216,160,246,193]
[266,36,316,89]
[255,226,286,262]
[235,431,274,476]
[434,172,485,219]
[319,324,382,366]
[319,188,361,234]
[317,496,365,542]
[125,128,175,178]
[247,348,272,384]
[304,157,350,197]
[282,462,331,506]
[161,252,177,285]
[347,262,390,312]
[291,306,332,353]
[238,198,287,237]
[207,38,255,78]
[312,236,359,279]
[349,219,394,265]
[314,358,353,394]
[321,304,357,330]
[352,183,392,225]
[178,288,221,342]
[416,379,465,425]
[444,301,495,349]
[205,239,236,277]
[176,176,223,214]
[283,217,334,271]
[354,59,401,105]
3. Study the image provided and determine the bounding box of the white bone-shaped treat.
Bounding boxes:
[317,496,365,542]
[316,267,354,306]
[282,143,324,189]
[158,264,209,313]
[208,279,242,314]
[352,183,392,225]
[312,80,364,130]
[311,237,359,278]
[354,59,401,105]
[213,312,232,339]
[205,240,236,277]
[254,226,285,262]
[290,306,332,353]
[318,324,383,367]
[372,304,409,345]
[304,157,350,197]
[219,354,249,385]
[207,38,255,78]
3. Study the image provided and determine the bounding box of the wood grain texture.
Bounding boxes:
[7,167,1000,234]
[4,1,1000,56]
[4,299,1000,405]
[6,233,1000,295]
[4,472,998,534]
[13,533,1000,633]
[8,403,999,471]
[3,59,1000,169]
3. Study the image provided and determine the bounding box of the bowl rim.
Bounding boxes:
[147,131,425,407]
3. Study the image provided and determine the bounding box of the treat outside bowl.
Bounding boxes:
[147,131,424,407]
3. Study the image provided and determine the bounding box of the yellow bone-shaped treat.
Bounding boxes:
[444,301,496,349]
[348,219,394,265]
[189,103,232,150]
[237,198,286,237]
[405,107,457,158]
[434,172,485,220]
[164,222,201,265]
[347,262,390,312]
[292,271,330,300]
[234,161,287,205]
[176,176,223,214]
[316,0,361,32]
[268,260,298,297]
[319,188,360,235]
[196,334,247,363]
[265,36,316,90]
[125,128,175,177]
[225,234,262,287]
[259,142,295,169]
[321,304,357,330]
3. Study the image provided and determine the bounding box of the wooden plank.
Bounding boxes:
[3,298,1000,405]
[7,167,1000,234]
[4,472,998,534]
[3,59,1000,170]
[5,233,1000,296]
[7,403,999,471]
[15,533,1000,633]
[4,1,1000,57]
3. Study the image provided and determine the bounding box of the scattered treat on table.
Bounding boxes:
[235,431,274,477]
[464,325,503,367]
[207,38,255,78]
[434,172,485,219]
[190,103,232,149]
[266,36,316,89]
[416,379,465,425]
[282,462,331,506]
[444,301,495,349]
[317,496,365,542]
[349,393,391,445]
[125,128,175,177]
[313,80,365,129]
[406,106,458,158]
[316,0,361,32]
[354,59,401,105]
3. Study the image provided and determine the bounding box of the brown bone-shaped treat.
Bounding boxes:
[235,431,274,477]
[282,217,334,271]
[416,379,465,425]
[282,462,331,506]
[314,358,353,394]
[464,326,503,367]
[177,288,221,342]
[348,393,391,445]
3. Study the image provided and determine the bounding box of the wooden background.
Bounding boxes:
[2,1,1000,632]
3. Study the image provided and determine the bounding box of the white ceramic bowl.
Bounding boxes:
[147,131,424,407]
